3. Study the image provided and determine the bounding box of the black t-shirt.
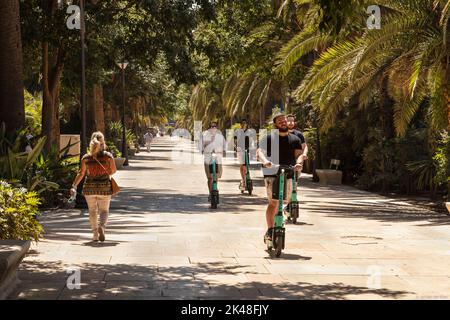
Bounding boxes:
[290,129,306,144]
[260,133,302,176]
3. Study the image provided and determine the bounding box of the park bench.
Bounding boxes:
[0,240,30,300]
[315,159,343,185]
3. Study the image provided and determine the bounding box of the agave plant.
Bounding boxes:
[0,122,58,193]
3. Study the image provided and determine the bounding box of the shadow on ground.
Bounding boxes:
[9,259,411,300]
[299,177,449,226]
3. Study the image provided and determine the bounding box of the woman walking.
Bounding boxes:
[71,132,117,242]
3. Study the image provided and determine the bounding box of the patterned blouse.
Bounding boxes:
[82,151,114,196]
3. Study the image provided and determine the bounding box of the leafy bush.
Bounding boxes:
[106,141,122,158]
[107,121,137,150]
[0,123,58,194]
[108,121,123,140]
[0,181,43,241]
[407,132,450,198]
[357,128,398,192]
[33,141,79,207]
[24,90,42,137]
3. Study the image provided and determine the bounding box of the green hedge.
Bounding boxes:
[0,181,43,241]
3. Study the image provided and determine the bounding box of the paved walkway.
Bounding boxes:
[9,136,450,300]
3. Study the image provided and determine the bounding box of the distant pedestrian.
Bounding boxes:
[71,132,117,242]
[144,129,154,153]
[24,133,34,153]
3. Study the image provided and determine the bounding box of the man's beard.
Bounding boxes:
[278,127,289,133]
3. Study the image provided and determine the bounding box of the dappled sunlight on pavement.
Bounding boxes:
[10,137,450,300]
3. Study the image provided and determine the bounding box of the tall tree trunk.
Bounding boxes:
[444,61,450,199]
[0,0,24,134]
[41,0,65,152]
[259,104,264,128]
[90,84,105,133]
[42,42,64,152]
[446,63,450,132]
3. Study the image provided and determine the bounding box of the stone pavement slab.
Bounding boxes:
[9,136,450,300]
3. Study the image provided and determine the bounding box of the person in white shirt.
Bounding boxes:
[144,129,154,153]
[201,122,227,199]
[233,119,252,191]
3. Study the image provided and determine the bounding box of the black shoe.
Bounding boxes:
[264,228,273,244]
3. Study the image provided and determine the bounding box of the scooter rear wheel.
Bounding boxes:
[271,236,283,258]
[211,191,219,209]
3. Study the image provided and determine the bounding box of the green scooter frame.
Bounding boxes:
[267,166,290,258]
[241,150,253,195]
[287,171,299,224]
[210,153,219,209]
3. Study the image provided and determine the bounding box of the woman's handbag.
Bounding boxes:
[110,177,120,196]
[94,157,120,196]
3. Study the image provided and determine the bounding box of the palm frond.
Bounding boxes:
[275,30,331,76]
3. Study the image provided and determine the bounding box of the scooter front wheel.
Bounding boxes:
[211,191,219,209]
[247,180,253,195]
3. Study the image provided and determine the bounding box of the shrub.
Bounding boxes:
[107,121,137,150]
[106,142,122,158]
[0,181,43,241]
[33,142,79,208]
[24,90,42,137]
[0,123,58,194]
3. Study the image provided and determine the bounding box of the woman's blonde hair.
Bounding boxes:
[89,131,106,156]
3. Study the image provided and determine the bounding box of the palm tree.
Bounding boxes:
[288,0,449,136]
[0,0,25,134]
[188,84,224,129]
[222,73,285,127]
[274,0,332,76]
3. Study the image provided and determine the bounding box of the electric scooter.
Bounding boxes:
[210,152,219,209]
[266,165,295,258]
[241,149,253,195]
[286,171,299,224]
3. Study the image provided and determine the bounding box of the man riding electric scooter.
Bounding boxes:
[257,113,304,247]
[234,119,253,194]
[202,121,227,207]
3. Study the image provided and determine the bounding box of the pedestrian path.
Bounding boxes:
[9,137,450,300]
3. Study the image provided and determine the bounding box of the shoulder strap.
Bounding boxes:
[93,157,110,176]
